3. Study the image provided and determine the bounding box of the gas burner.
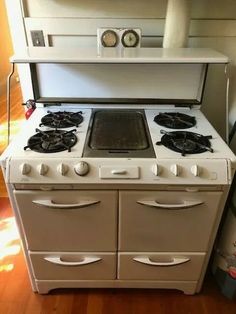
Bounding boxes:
[156,130,213,156]
[39,111,83,128]
[24,128,77,153]
[154,112,196,129]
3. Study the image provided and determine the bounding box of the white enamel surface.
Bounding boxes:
[10,47,229,64]
[2,106,235,185]
[2,106,91,159]
[36,63,205,100]
[146,108,236,161]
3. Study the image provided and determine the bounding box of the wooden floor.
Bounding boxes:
[0,85,236,313]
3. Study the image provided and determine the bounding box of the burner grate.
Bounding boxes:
[24,128,77,153]
[156,130,213,156]
[154,112,196,129]
[40,111,83,128]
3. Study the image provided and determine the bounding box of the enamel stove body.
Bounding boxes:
[1,48,236,295]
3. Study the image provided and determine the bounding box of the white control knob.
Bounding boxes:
[170,164,179,176]
[37,163,49,176]
[20,163,31,175]
[152,164,161,176]
[57,163,69,176]
[191,165,200,177]
[74,161,89,176]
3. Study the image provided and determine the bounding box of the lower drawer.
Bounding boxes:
[118,252,205,281]
[30,252,116,280]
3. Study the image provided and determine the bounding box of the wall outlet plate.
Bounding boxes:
[97,28,141,49]
[31,30,45,47]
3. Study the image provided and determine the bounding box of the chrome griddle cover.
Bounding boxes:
[83,109,155,158]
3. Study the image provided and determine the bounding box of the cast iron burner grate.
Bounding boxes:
[24,128,77,153]
[39,111,83,128]
[154,112,196,129]
[156,130,213,156]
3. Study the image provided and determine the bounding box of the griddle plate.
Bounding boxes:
[89,110,149,150]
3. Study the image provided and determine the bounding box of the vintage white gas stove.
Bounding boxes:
[1,48,236,294]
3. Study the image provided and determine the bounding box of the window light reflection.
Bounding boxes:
[0,119,25,147]
[0,216,21,272]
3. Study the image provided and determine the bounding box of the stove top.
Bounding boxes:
[2,105,235,185]
[154,112,196,129]
[3,105,235,160]
[24,128,78,153]
[156,130,213,156]
[39,110,83,128]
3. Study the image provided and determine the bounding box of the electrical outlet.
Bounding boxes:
[31,30,45,47]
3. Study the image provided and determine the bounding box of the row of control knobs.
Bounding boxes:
[20,161,90,176]
[20,162,201,177]
[152,164,200,177]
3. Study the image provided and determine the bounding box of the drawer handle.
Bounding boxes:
[32,199,100,209]
[133,256,190,266]
[111,170,127,175]
[136,200,203,209]
[44,256,102,266]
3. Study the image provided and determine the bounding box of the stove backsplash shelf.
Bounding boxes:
[9,47,228,108]
[30,61,208,107]
[11,47,229,64]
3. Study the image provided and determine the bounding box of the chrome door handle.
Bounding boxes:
[32,199,100,209]
[133,256,190,266]
[111,170,127,175]
[44,256,101,266]
[136,200,204,209]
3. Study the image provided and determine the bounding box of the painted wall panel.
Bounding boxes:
[23,0,236,19]
[23,0,167,18]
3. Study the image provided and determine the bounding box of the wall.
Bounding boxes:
[6,0,236,150]
[0,1,14,96]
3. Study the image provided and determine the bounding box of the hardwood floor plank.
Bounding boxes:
[71,291,88,314]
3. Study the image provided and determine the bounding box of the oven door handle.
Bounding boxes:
[44,256,101,266]
[133,256,190,266]
[32,199,100,209]
[136,200,203,209]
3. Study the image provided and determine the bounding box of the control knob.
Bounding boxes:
[57,163,69,176]
[152,163,161,176]
[20,163,31,175]
[74,161,89,176]
[170,164,180,176]
[191,165,200,177]
[37,163,49,176]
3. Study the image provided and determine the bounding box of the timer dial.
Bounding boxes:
[74,161,90,176]
[101,30,118,47]
[121,29,140,47]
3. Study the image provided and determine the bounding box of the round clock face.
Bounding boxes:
[121,29,140,47]
[101,30,118,47]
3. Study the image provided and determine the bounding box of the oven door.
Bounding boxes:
[14,190,117,252]
[119,190,223,252]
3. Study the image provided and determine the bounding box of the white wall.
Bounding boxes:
[6,0,236,150]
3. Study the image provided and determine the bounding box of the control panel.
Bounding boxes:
[9,158,230,185]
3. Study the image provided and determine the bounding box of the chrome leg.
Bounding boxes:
[6,62,15,144]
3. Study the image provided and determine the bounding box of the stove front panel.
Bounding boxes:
[8,157,229,185]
